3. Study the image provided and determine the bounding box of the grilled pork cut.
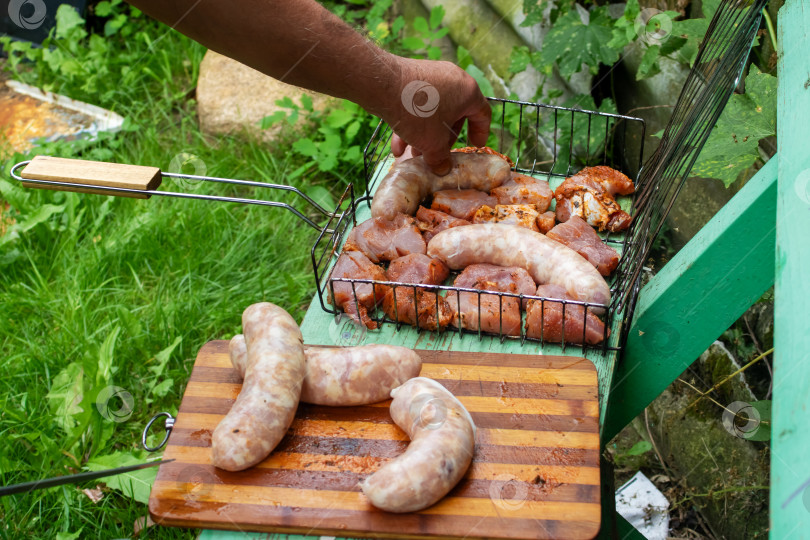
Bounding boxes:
[382,253,452,330]
[547,216,619,276]
[491,173,553,212]
[525,284,606,345]
[415,206,471,243]
[536,211,556,234]
[431,189,497,220]
[329,251,389,329]
[446,264,536,336]
[344,214,426,263]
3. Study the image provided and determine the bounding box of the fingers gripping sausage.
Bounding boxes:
[230,336,423,406]
[427,223,611,307]
[359,377,476,513]
[211,303,305,471]
[371,154,511,220]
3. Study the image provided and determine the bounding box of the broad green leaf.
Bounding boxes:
[625,440,652,456]
[456,45,473,70]
[344,120,361,141]
[427,46,441,61]
[413,17,429,35]
[85,451,158,504]
[429,6,445,30]
[46,363,85,433]
[636,45,661,80]
[292,138,319,158]
[151,378,174,398]
[509,46,531,74]
[300,94,313,112]
[539,7,620,77]
[95,1,112,16]
[326,108,355,129]
[692,66,776,186]
[55,5,86,40]
[56,532,82,540]
[148,336,182,378]
[96,326,121,387]
[259,110,286,129]
[0,204,66,248]
[465,65,494,98]
[305,185,337,213]
[391,16,405,36]
[401,36,425,51]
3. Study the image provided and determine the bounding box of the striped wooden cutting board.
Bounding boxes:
[149,341,601,539]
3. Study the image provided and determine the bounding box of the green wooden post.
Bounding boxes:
[602,156,778,443]
[771,1,810,536]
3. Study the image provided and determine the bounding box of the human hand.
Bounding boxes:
[386,58,491,175]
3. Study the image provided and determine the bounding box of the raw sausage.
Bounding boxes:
[371,153,511,220]
[359,377,476,513]
[211,303,305,471]
[229,336,422,406]
[427,224,611,308]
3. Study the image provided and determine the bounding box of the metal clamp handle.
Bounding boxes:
[142,412,175,452]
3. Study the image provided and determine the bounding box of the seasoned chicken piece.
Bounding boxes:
[472,204,540,231]
[344,214,426,263]
[547,216,619,276]
[491,173,553,212]
[382,254,452,330]
[554,166,635,232]
[536,211,556,234]
[328,251,389,329]
[525,284,607,345]
[452,146,514,167]
[415,206,471,243]
[446,264,536,336]
[431,189,497,220]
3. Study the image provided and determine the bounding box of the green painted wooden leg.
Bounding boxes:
[602,156,778,443]
[771,1,810,536]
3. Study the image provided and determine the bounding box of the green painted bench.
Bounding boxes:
[199,1,809,537]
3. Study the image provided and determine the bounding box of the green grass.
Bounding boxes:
[0,6,356,538]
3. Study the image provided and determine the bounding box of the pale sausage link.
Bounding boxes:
[211,303,305,471]
[359,377,476,513]
[427,223,611,308]
[371,154,511,220]
[229,336,422,406]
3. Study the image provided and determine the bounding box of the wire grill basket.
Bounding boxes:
[10,0,768,356]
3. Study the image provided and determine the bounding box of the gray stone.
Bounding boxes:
[697,341,756,405]
[196,50,334,142]
[647,386,770,539]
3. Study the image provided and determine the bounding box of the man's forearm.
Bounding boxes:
[130,0,402,121]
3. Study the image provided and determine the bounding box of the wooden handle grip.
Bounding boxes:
[20,156,162,199]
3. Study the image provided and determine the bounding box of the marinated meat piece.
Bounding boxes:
[452,146,514,167]
[472,204,540,231]
[525,284,607,345]
[446,264,536,336]
[328,251,389,329]
[371,153,511,220]
[415,206,471,243]
[491,173,553,212]
[431,189,497,220]
[547,216,619,276]
[536,211,556,234]
[344,214,426,263]
[554,166,635,232]
[382,254,452,330]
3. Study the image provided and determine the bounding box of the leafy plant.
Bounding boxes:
[400,6,448,61]
[691,66,777,187]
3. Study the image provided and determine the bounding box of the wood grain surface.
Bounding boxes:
[149,341,601,539]
[20,155,162,198]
